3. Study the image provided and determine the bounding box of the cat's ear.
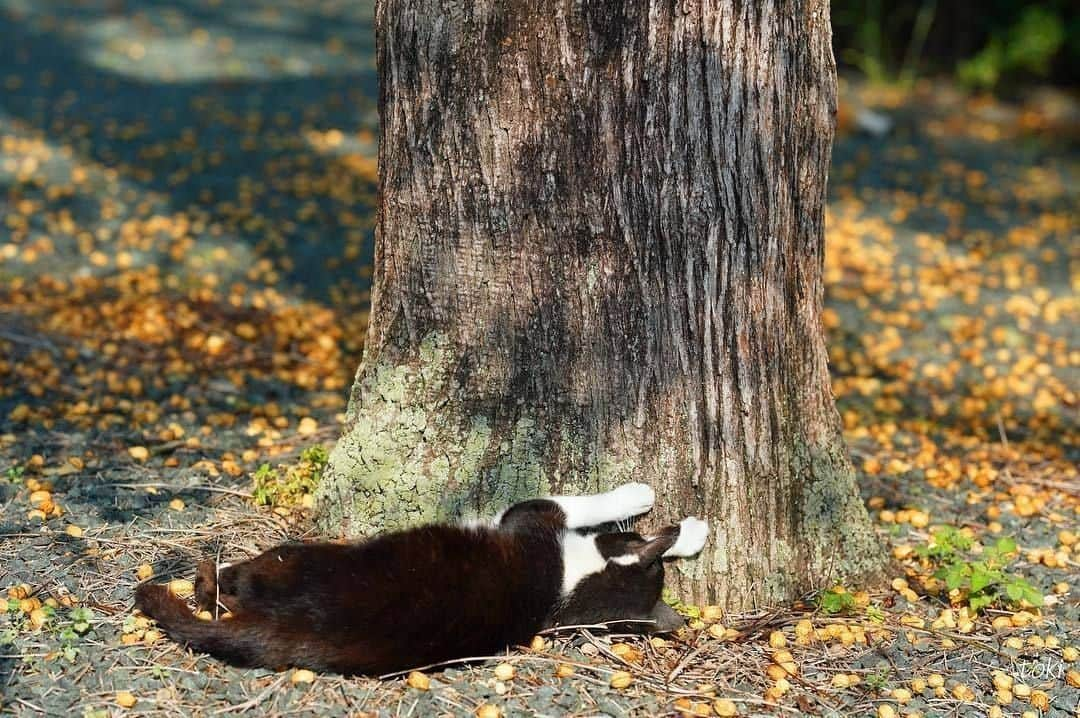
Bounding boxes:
[633,526,681,564]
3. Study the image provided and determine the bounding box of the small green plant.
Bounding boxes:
[251,445,328,509]
[661,588,701,619]
[916,528,1042,612]
[2,601,94,662]
[865,604,886,624]
[3,465,25,483]
[817,587,857,615]
[864,667,891,691]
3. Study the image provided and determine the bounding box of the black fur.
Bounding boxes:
[135,498,687,675]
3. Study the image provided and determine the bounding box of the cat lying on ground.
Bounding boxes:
[134,482,709,675]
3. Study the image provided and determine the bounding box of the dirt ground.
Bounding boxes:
[1,1,1078,716]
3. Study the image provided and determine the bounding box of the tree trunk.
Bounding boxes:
[316,0,887,607]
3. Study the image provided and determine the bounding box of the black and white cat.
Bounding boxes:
[134,482,709,675]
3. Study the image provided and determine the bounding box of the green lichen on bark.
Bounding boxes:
[316,332,646,537]
[795,436,889,587]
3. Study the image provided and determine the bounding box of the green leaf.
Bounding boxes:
[968,593,994,612]
[818,589,856,615]
[970,565,998,594]
[994,537,1017,556]
[943,562,970,591]
[1005,582,1025,601]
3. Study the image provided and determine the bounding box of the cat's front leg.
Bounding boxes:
[548,482,655,529]
[662,517,710,558]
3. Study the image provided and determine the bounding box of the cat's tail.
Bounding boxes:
[134,582,280,668]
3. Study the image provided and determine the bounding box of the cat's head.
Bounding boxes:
[552,526,687,634]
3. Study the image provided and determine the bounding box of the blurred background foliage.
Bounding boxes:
[831,0,1078,90]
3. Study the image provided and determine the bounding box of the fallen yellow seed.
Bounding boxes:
[927,674,945,688]
[991,671,1013,691]
[406,671,430,690]
[768,630,787,648]
[766,664,787,681]
[877,703,897,718]
[291,669,316,684]
[65,525,84,538]
[713,698,737,717]
[169,498,185,511]
[529,635,547,651]
[116,692,137,709]
[168,579,195,598]
[7,584,30,600]
[555,663,575,678]
[609,671,633,689]
[128,446,149,461]
[475,705,501,718]
[1029,691,1049,711]
[1012,683,1031,698]
[952,683,975,701]
[1010,611,1037,627]
[1065,669,1080,688]
[29,608,48,629]
[1062,645,1078,662]
[493,663,515,681]
[136,564,153,581]
[143,629,162,644]
[196,610,213,621]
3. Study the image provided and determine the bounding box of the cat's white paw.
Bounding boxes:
[666,517,709,557]
[607,482,655,517]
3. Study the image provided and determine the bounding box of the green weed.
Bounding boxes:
[916,528,1042,612]
[251,445,329,509]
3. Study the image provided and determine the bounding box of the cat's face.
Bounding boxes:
[553,528,686,633]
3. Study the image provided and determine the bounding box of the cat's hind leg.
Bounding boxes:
[195,560,242,614]
[545,483,655,529]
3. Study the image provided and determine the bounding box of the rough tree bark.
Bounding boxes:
[316,0,887,607]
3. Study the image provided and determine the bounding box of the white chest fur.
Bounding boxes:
[560,532,607,596]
